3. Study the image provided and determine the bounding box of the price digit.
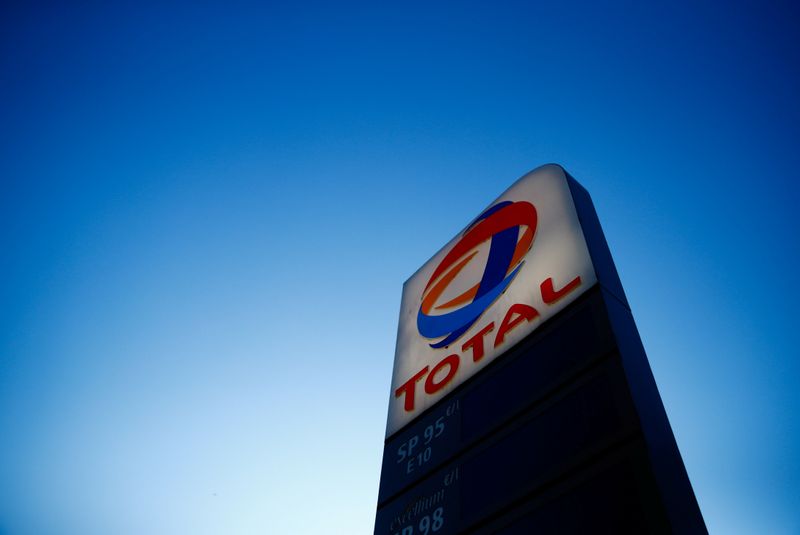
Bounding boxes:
[419,515,430,535]
[432,507,444,531]
[424,424,434,444]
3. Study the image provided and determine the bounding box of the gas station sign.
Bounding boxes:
[375,165,707,534]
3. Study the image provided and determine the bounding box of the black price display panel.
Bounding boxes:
[376,356,644,535]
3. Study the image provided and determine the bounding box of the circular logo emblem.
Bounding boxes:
[417,200,538,348]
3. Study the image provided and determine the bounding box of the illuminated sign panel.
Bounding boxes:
[387,165,597,437]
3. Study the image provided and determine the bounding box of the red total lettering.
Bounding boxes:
[399,274,584,414]
[494,303,539,347]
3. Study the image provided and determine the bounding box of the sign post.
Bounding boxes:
[374,165,706,534]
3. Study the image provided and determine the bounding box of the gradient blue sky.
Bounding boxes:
[1,2,798,534]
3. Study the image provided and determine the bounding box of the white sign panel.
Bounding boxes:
[386,164,598,437]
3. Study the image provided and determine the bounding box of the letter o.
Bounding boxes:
[424,354,460,395]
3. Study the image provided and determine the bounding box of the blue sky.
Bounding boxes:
[1,1,798,533]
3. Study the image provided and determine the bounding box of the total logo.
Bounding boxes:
[394,201,583,414]
[417,200,538,349]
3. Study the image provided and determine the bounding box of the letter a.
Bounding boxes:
[494,303,539,347]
